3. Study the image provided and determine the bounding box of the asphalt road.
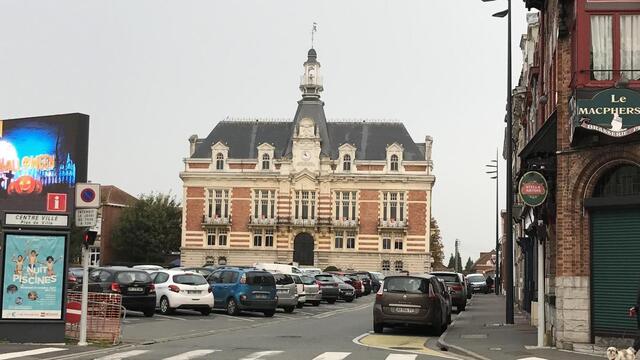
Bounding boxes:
[2,296,463,360]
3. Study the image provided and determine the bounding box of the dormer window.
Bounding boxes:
[390,155,399,171]
[343,155,351,171]
[215,153,224,170]
[262,153,271,170]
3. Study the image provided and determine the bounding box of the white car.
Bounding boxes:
[150,270,214,315]
[133,265,164,273]
[290,274,307,308]
[301,267,322,276]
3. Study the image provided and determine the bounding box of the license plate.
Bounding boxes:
[255,294,268,299]
[187,290,200,294]
[392,307,417,314]
[128,287,143,292]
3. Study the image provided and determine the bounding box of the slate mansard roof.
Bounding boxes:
[190,119,426,161]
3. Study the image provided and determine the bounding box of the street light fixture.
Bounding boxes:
[486,149,500,296]
[482,0,514,324]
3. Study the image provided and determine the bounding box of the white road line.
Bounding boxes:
[238,351,284,360]
[311,352,352,360]
[385,355,418,360]
[156,314,188,321]
[222,315,255,322]
[297,311,314,315]
[275,315,296,320]
[162,349,220,360]
[0,348,67,360]
[94,350,150,360]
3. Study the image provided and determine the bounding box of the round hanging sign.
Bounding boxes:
[519,171,548,207]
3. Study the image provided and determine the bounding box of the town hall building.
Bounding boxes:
[179,48,436,273]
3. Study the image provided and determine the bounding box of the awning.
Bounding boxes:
[519,111,557,161]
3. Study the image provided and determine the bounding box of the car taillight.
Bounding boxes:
[240,273,247,284]
[375,285,384,300]
[208,287,212,293]
[168,284,180,293]
[315,280,323,287]
[110,282,121,293]
[148,284,155,293]
[452,284,463,291]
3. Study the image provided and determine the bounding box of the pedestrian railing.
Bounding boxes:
[65,291,124,345]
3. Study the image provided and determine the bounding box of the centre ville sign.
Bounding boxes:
[575,88,640,138]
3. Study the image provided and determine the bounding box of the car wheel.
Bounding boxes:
[447,310,452,324]
[346,297,354,303]
[373,322,384,333]
[199,308,211,316]
[327,299,337,304]
[312,301,321,306]
[459,303,466,312]
[143,308,155,317]
[159,297,174,315]
[226,298,239,316]
[284,306,295,313]
[263,310,275,317]
[296,303,304,309]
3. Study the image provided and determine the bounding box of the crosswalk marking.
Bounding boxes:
[162,350,220,360]
[384,355,417,360]
[94,350,150,360]
[311,352,351,360]
[0,348,67,360]
[238,351,284,360]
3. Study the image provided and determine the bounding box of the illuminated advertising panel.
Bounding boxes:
[0,113,89,212]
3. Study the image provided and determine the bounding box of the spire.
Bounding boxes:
[300,47,323,98]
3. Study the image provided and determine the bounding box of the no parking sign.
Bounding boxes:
[75,183,101,208]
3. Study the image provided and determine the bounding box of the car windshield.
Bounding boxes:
[246,272,275,286]
[70,269,84,277]
[116,271,151,284]
[300,275,316,285]
[173,274,207,285]
[467,275,485,282]
[315,275,334,282]
[384,277,428,294]
[434,274,460,283]
[273,274,294,285]
[292,275,302,284]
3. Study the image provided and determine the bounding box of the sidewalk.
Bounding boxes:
[437,294,601,360]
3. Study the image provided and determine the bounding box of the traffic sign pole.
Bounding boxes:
[78,246,90,346]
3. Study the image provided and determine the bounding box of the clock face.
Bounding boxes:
[302,151,311,160]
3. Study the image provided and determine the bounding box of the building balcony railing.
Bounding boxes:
[332,218,359,228]
[202,215,232,227]
[292,218,317,227]
[378,219,408,231]
[248,217,277,227]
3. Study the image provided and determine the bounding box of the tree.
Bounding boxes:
[111,193,181,265]
[446,252,463,272]
[430,217,444,266]
[324,266,341,272]
[464,257,475,274]
[447,254,455,270]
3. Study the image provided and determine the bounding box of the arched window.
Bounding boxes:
[394,260,404,272]
[343,154,351,171]
[390,154,399,171]
[215,153,224,170]
[593,165,640,197]
[381,260,390,271]
[262,154,270,170]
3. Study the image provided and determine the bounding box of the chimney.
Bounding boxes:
[188,135,198,157]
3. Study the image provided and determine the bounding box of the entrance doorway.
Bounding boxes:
[293,232,314,266]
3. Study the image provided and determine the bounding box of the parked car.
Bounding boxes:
[351,273,372,295]
[271,272,298,313]
[150,270,213,315]
[78,267,156,317]
[431,271,468,311]
[254,263,304,275]
[132,265,164,273]
[370,271,385,284]
[464,275,473,299]
[301,267,322,276]
[290,274,307,308]
[179,267,216,278]
[300,275,322,306]
[466,273,489,294]
[207,267,277,317]
[326,271,362,297]
[373,274,449,335]
[314,273,340,304]
[436,278,453,325]
[333,275,355,302]
[67,267,85,290]
[353,271,381,293]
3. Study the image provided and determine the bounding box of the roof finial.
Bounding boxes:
[311,22,318,49]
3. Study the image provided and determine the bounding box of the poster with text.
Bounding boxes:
[2,234,66,319]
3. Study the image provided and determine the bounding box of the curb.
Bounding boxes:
[435,309,493,360]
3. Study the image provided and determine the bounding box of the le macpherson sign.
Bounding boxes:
[576,88,640,137]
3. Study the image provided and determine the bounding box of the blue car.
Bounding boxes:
[207,267,278,317]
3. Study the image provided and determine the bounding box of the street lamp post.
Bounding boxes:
[482,0,514,324]
[485,149,500,295]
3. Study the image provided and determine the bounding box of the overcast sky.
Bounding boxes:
[0,1,530,263]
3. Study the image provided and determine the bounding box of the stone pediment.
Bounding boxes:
[386,142,404,152]
[338,143,357,152]
[293,170,317,188]
[211,141,229,151]
[257,142,275,151]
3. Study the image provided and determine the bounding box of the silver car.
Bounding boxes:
[300,274,322,306]
[272,273,298,313]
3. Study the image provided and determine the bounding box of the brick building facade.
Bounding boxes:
[512,0,640,349]
[179,49,436,274]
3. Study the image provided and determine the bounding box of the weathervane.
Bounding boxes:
[311,22,318,49]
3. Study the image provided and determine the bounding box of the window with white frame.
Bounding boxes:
[382,233,392,250]
[207,189,230,219]
[334,230,356,250]
[382,192,405,222]
[394,260,404,272]
[390,154,399,171]
[294,191,316,220]
[262,153,271,170]
[206,228,228,247]
[334,231,344,249]
[394,236,404,250]
[253,190,276,219]
[334,191,357,220]
[381,233,403,251]
[252,229,274,248]
[215,153,225,170]
[343,154,351,171]
[382,260,390,271]
[346,231,356,249]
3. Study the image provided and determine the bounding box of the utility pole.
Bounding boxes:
[486,149,500,295]
[455,239,460,272]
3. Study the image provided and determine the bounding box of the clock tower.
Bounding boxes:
[292,117,321,172]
